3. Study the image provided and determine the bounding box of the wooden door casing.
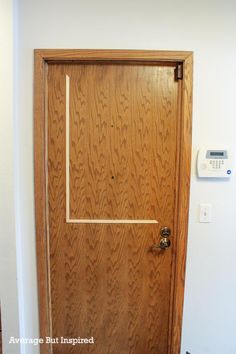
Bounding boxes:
[34,50,193,354]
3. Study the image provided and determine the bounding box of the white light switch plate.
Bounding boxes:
[199,204,212,223]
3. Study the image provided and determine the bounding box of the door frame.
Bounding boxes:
[34,49,193,354]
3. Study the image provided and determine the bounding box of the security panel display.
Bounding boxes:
[197,149,233,178]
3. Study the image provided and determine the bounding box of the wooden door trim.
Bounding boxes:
[34,49,193,354]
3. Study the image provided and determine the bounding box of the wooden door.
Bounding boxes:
[34,50,193,354]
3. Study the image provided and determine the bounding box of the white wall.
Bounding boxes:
[14,0,236,353]
[0,0,20,353]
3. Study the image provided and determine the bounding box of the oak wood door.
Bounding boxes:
[35,51,192,354]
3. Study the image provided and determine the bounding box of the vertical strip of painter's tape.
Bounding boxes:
[66,75,70,222]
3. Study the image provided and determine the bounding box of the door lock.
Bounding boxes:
[150,227,172,252]
[160,227,171,237]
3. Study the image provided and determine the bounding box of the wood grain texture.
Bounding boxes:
[47,62,177,353]
[168,54,193,354]
[68,64,178,221]
[34,52,51,354]
[34,50,193,354]
[35,49,192,63]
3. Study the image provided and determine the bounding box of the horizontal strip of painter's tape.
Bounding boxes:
[66,219,158,224]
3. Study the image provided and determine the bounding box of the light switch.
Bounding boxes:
[199,204,212,223]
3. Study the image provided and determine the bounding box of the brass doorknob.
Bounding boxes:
[150,238,171,251]
[160,227,171,237]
